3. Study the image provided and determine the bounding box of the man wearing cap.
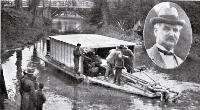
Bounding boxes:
[73,43,82,75]
[20,67,36,110]
[113,45,128,85]
[121,46,134,73]
[147,6,184,69]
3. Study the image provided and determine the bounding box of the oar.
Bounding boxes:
[142,71,157,84]
[135,65,157,84]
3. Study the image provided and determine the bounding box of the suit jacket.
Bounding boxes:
[147,45,183,69]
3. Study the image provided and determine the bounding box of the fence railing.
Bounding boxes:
[1,0,93,8]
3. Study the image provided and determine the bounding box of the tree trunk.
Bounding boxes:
[101,0,110,25]
[16,49,23,80]
[0,66,8,109]
[15,0,22,9]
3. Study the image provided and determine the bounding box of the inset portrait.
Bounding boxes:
[143,2,192,69]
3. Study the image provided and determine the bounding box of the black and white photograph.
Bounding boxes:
[1,0,200,110]
[144,2,192,69]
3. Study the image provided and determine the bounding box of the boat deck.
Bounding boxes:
[38,54,83,80]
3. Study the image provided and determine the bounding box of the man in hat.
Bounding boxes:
[113,45,128,85]
[121,46,134,74]
[73,43,82,75]
[147,6,184,69]
[35,83,46,110]
[20,67,37,110]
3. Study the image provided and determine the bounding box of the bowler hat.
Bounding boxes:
[150,7,185,26]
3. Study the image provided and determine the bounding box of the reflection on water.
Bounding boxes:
[52,18,85,33]
[2,45,200,110]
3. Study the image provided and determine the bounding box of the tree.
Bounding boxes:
[173,1,200,34]
[29,0,41,27]
[109,0,156,31]
[15,0,22,9]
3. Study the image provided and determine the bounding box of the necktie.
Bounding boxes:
[157,47,179,65]
[157,47,174,55]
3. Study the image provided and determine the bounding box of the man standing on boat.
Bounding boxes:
[104,49,116,79]
[114,45,128,85]
[73,43,82,75]
[121,46,134,74]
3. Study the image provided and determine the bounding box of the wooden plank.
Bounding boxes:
[87,77,160,98]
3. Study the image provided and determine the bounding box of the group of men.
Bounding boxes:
[20,67,46,110]
[73,43,106,76]
[105,45,134,85]
[73,43,134,85]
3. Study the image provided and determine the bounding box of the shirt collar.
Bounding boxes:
[156,43,174,53]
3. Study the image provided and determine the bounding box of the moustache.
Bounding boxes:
[166,35,177,42]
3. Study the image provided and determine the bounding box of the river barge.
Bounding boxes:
[36,34,179,100]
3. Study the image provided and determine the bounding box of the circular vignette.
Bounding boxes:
[143,2,192,69]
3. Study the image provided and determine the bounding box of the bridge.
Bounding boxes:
[2,0,94,18]
[2,0,94,8]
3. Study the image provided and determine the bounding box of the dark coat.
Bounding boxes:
[73,47,81,58]
[73,47,82,73]
[36,89,46,110]
[147,44,183,68]
[121,48,134,71]
[20,75,36,110]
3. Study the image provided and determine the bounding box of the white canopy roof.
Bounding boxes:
[49,34,135,48]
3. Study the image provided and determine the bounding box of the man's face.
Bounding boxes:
[154,23,181,50]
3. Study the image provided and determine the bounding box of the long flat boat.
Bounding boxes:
[36,34,177,99]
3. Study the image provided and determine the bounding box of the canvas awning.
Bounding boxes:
[49,34,135,48]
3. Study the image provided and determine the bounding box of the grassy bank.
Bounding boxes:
[96,25,142,43]
[1,8,51,63]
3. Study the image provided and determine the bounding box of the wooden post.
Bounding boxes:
[133,45,135,70]
[0,66,8,109]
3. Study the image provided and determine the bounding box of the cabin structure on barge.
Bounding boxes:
[36,34,135,79]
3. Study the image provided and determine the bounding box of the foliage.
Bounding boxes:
[88,0,200,35]
[96,25,141,43]
[28,0,41,12]
[29,0,41,27]
[88,3,103,25]
[15,0,22,9]
[106,0,156,31]
[172,1,200,34]
[1,8,49,52]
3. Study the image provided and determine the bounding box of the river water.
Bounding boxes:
[2,18,200,110]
